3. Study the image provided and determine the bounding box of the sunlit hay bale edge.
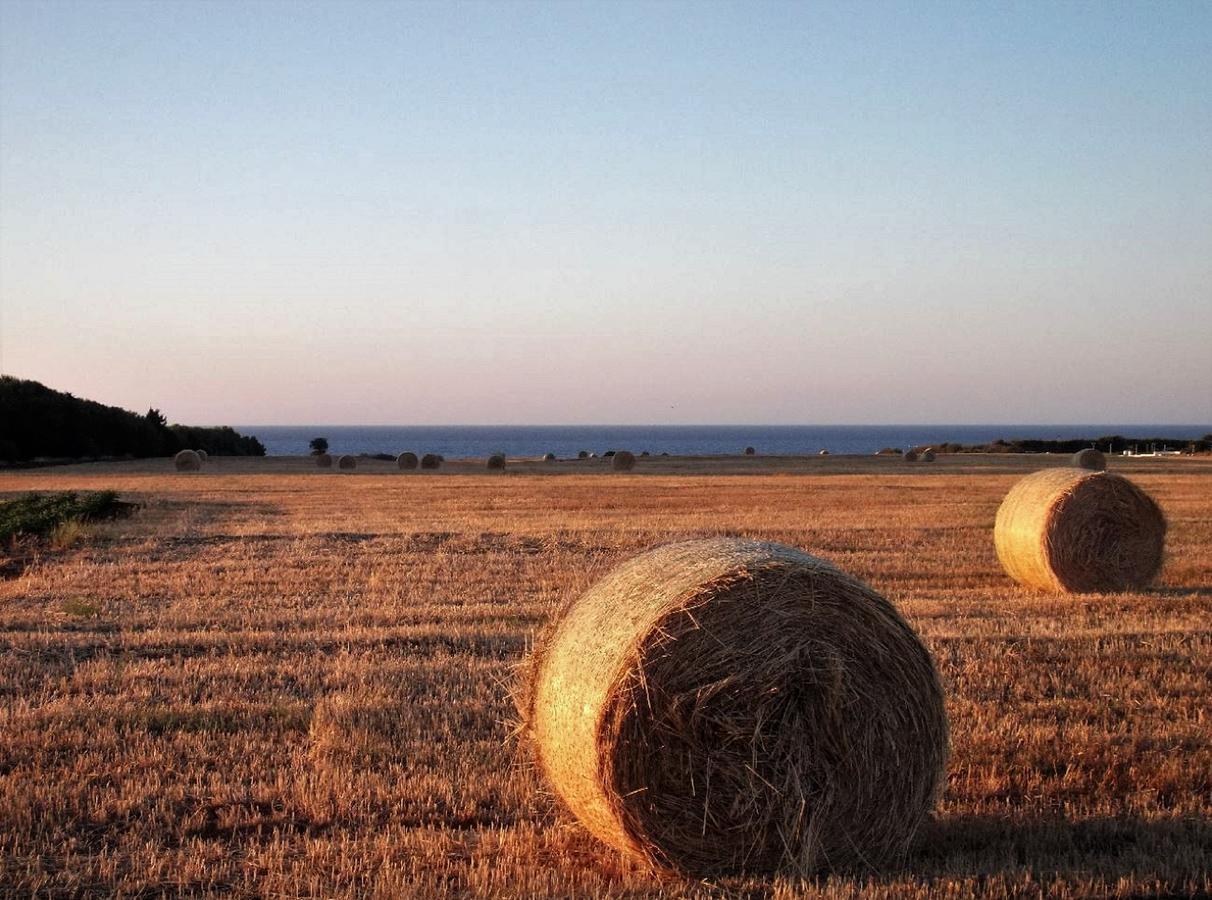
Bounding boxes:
[1072,448,1106,471]
[173,449,201,472]
[524,537,949,877]
[994,468,1165,593]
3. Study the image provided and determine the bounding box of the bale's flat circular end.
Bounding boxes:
[994,468,1165,593]
[921,449,936,462]
[397,452,419,470]
[315,453,333,468]
[337,455,357,470]
[611,450,636,471]
[1072,448,1106,471]
[174,449,201,471]
[528,538,948,877]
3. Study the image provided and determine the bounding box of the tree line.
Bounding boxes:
[0,376,265,462]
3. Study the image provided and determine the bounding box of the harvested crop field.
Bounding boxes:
[1,455,1210,898]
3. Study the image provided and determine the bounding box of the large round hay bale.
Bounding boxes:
[316,453,333,468]
[577,450,590,459]
[397,452,419,470]
[420,453,441,470]
[818,448,830,456]
[526,537,948,877]
[542,452,557,462]
[744,446,756,455]
[196,449,209,461]
[611,450,636,471]
[994,468,1165,593]
[921,448,936,462]
[337,455,357,470]
[174,449,201,471]
[487,453,506,470]
[903,449,920,462]
[1072,448,1106,471]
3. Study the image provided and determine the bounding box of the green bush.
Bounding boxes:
[0,491,127,543]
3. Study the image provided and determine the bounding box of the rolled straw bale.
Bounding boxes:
[316,453,333,468]
[611,450,636,471]
[1072,448,1106,471]
[994,468,1165,593]
[543,453,557,462]
[487,453,506,470]
[337,455,357,470]
[525,537,948,877]
[197,449,209,461]
[903,449,920,462]
[174,449,201,471]
[819,449,830,456]
[921,449,936,462]
[744,446,756,455]
[397,452,419,470]
[578,450,590,459]
[420,453,442,470]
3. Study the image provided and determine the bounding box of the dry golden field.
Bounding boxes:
[1,454,1210,898]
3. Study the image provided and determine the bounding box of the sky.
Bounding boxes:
[1,0,1209,426]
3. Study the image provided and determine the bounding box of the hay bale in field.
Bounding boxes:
[578,450,590,459]
[397,452,419,470]
[337,455,357,470]
[316,453,333,468]
[994,468,1165,593]
[420,453,441,470]
[197,449,209,461]
[921,448,936,462]
[744,446,756,455]
[876,447,902,456]
[524,537,948,877]
[903,449,920,462]
[640,450,650,457]
[819,449,830,456]
[543,452,557,462]
[487,453,506,470]
[612,450,636,471]
[174,449,201,471]
[1072,448,1106,471]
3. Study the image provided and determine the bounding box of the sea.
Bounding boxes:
[240,425,1210,459]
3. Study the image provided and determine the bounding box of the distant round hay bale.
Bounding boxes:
[197,449,209,461]
[487,453,506,470]
[640,450,650,457]
[315,453,333,468]
[578,450,590,459]
[397,452,419,470]
[994,468,1165,593]
[818,449,830,456]
[1072,448,1106,471]
[543,452,557,462]
[744,446,756,455]
[525,537,948,877]
[612,450,636,471]
[588,452,598,459]
[337,455,357,470]
[921,448,936,462]
[876,447,902,456]
[420,453,441,470]
[174,449,201,471]
[903,449,920,462]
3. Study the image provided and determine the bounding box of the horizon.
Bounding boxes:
[3,1,1210,424]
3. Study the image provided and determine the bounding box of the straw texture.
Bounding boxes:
[526,538,948,877]
[1072,448,1106,471]
[994,468,1165,593]
[173,450,201,472]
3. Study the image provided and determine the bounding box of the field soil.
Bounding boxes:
[2,455,1210,897]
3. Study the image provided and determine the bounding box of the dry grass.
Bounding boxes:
[1,454,1210,898]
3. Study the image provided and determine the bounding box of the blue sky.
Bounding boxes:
[2,0,1209,424]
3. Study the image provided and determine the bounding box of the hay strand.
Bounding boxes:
[173,449,201,472]
[525,537,948,877]
[994,468,1165,593]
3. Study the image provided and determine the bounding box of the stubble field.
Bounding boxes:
[1,454,1210,898]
